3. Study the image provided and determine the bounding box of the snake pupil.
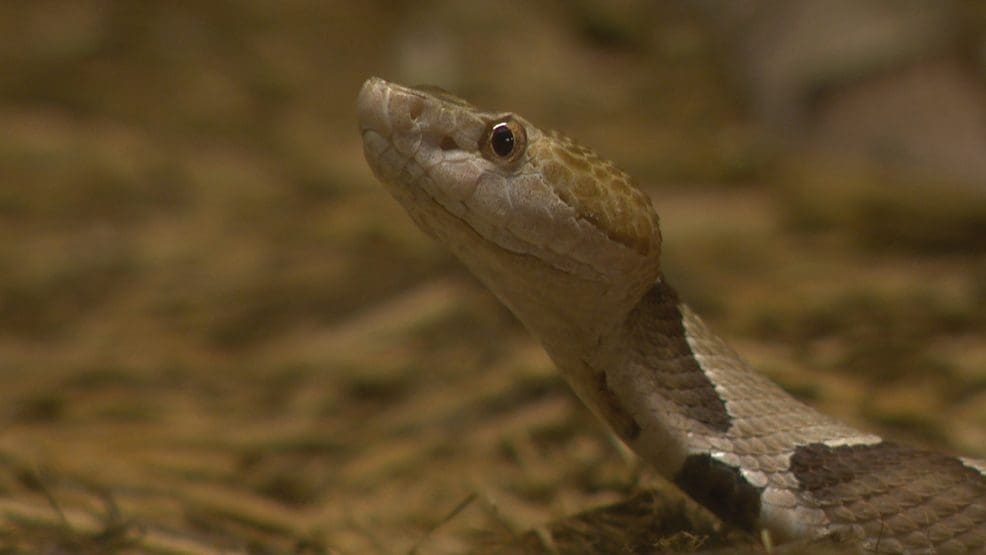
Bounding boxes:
[490,123,515,157]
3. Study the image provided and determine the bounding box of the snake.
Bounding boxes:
[356,77,986,554]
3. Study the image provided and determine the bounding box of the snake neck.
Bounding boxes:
[451,236,659,368]
[539,278,702,466]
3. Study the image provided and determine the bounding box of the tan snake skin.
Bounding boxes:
[357,77,986,554]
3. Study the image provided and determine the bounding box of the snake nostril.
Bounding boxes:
[408,100,424,121]
[440,136,459,151]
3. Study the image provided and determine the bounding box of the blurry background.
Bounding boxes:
[1,1,985,553]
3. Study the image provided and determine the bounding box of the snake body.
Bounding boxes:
[357,77,986,553]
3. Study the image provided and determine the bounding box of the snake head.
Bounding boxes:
[358,77,662,342]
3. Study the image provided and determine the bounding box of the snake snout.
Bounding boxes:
[357,77,393,137]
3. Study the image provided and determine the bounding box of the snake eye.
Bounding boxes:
[482,117,527,165]
[491,124,515,156]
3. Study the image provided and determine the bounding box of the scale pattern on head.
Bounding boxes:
[529,130,660,258]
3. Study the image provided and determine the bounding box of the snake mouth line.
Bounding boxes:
[393,157,608,282]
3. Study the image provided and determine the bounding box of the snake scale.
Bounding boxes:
[357,77,986,554]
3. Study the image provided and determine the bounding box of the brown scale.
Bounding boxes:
[790,441,986,550]
[529,132,660,257]
[624,280,732,433]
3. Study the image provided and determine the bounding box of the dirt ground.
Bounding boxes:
[1,2,984,554]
